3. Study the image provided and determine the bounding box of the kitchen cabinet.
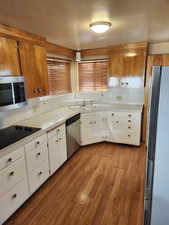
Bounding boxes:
[25,134,49,194]
[80,111,142,146]
[19,41,49,98]
[80,112,107,145]
[0,36,21,76]
[0,147,29,224]
[108,111,141,145]
[109,42,148,88]
[48,124,67,175]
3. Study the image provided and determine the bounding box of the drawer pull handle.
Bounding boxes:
[38,171,43,176]
[12,193,17,199]
[37,152,41,156]
[9,171,14,176]
[7,158,12,163]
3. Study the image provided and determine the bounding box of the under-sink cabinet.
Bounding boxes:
[80,111,142,146]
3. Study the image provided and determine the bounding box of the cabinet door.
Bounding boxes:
[19,42,49,98]
[48,127,67,175]
[48,137,61,175]
[80,118,94,145]
[0,36,20,76]
[57,128,67,165]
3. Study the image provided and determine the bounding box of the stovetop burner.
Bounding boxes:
[0,125,41,150]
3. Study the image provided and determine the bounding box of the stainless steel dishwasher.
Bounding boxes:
[66,113,81,159]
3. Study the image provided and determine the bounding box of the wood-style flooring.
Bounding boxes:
[4,142,146,225]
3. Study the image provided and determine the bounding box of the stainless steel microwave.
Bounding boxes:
[0,76,27,110]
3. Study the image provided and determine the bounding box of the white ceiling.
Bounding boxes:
[0,0,169,50]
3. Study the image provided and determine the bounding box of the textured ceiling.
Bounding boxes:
[0,0,169,50]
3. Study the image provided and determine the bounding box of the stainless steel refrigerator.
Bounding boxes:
[144,66,169,225]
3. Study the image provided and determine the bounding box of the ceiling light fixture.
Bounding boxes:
[89,21,112,33]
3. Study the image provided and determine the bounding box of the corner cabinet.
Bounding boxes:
[0,36,21,76]
[80,111,142,146]
[19,42,49,98]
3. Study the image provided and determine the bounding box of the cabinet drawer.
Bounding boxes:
[25,143,49,173]
[25,134,47,152]
[0,147,24,171]
[0,157,27,197]
[0,179,29,224]
[28,162,49,194]
[48,124,65,139]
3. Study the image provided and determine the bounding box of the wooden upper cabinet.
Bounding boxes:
[19,42,49,98]
[0,36,21,76]
[109,42,148,88]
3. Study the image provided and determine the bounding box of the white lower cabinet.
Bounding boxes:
[25,134,50,194]
[48,124,67,175]
[0,149,29,225]
[0,157,27,197]
[0,179,29,225]
[80,110,142,146]
[28,162,49,194]
[80,112,107,145]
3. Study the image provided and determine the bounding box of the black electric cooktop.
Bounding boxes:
[0,125,41,150]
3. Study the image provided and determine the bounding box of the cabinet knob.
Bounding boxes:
[112,113,115,116]
[116,121,119,123]
[9,171,14,176]
[128,126,131,129]
[59,138,62,141]
[33,89,38,94]
[38,171,43,176]
[36,152,41,156]
[56,140,58,143]
[36,141,40,145]
[128,114,132,117]
[57,129,60,132]
[128,120,131,123]
[12,193,17,199]
[128,134,131,137]
[7,158,12,163]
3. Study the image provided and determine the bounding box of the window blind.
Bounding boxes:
[78,61,108,91]
[47,59,71,95]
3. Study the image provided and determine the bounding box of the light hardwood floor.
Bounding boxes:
[4,142,146,225]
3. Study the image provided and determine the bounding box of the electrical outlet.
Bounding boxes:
[116,96,123,100]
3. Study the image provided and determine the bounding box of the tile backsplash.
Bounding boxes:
[0,88,144,129]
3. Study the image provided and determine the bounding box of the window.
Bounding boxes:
[78,61,108,91]
[47,58,71,95]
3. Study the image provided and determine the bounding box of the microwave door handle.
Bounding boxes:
[11,83,15,104]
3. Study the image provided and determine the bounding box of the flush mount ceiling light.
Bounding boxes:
[89,21,112,33]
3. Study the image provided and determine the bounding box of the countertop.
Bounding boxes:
[0,103,143,157]
[0,107,80,157]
